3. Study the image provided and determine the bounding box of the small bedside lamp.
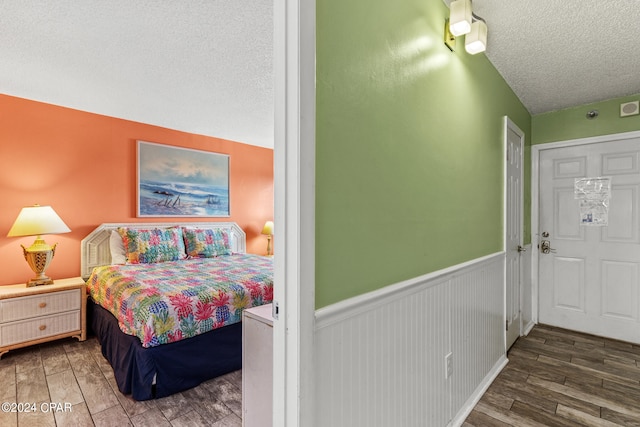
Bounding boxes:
[7,205,71,286]
[261,221,274,256]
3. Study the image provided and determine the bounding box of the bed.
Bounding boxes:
[81,222,273,400]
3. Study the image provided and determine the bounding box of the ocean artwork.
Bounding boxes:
[137,141,230,217]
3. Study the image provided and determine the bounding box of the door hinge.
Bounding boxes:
[272,301,279,320]
[506,320,509,331]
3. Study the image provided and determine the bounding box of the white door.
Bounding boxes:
[505,118,524,349]
[538,136,640,343]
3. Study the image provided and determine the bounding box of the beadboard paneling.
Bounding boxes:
[315,253,506,427]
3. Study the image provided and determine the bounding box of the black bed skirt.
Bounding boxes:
[88,298,242,400]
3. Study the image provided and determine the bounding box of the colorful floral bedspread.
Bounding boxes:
[86,254,273,348]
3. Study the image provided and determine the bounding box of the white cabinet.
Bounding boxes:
[242,303,273,427]
[0,277,86,358]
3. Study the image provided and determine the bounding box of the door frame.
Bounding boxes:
[504,116,525,350]
[531,130,640,325]
[273,0,316,425]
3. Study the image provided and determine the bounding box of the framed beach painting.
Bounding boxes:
[137,141,230,217]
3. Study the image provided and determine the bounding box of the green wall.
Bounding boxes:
[316,0,531,308]
[533,93,640,145]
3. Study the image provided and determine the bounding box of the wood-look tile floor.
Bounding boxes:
[464,324,640,427]
[0,336,242,427]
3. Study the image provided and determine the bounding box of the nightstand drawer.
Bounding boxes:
[0,289,81,323]
[0,310,80,347]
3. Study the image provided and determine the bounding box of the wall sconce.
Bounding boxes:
[7,204,71,286]
[445,0,488,55]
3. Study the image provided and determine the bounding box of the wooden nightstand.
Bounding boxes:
[0,277,86,359]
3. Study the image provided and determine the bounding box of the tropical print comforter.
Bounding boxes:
[86,254,273,348]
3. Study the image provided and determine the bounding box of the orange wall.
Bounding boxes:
[0,94,274,285]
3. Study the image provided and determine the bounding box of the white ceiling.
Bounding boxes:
[460,0,640,114]
[0,1,274,148]
[1,2,638,150]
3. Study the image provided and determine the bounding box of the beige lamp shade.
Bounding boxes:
[8,205,71,238]
[465,20,488,55]
[449,0,472,36]
[261,220,274,236]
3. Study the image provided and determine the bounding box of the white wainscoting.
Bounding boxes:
[314,252,507,427]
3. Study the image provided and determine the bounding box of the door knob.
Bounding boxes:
[517,245,527,253]
[540,240,556,254]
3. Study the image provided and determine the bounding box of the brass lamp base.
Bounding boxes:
[22,238,57,287]
[27,276,54,287]
[265,235,272,256]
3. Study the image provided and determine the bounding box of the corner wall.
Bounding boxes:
[0,94,274,285]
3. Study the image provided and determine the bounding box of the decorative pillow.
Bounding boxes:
[109,230,127,265]
[182,227,232,258]
[117,226,187,264]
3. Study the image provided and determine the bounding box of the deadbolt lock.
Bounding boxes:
[540,240,556,254]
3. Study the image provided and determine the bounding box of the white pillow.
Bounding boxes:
[109,230,127,264]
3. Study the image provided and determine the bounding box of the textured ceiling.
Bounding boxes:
[1,2,638,150]
[462,0,640,114]
[0,1,274,148]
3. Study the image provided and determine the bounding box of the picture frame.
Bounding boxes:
[137,141,230,217]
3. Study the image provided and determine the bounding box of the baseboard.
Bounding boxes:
[448,355,509,427]
[523,319,536,336]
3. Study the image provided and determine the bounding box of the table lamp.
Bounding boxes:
[7,204,71,286]
[261,220,274,256]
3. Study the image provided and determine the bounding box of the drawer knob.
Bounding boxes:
[39,325,47,331]
[39,302,47,308]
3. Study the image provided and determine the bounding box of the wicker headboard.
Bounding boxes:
[80,222,246,279]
